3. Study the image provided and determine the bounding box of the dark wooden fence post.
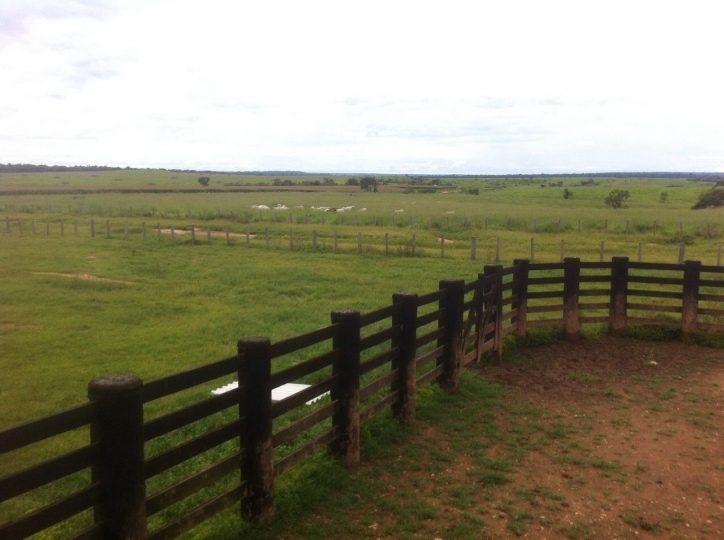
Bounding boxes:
[330,310,361,467]
[492,265,504,360]
[87,374,146,539]
[237,337,274,523]
[513,258,530,337]
[610,256,629,334]
[682,260,701,335]
[437,279,465,392]
[391,292,418,422]
[563,257,581,340]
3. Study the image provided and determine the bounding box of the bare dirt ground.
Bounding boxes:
[472,338,724,539]
[270,338,723,540]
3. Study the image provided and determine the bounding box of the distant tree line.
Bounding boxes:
[0,164,124,173]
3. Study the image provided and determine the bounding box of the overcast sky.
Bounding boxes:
[1,1,723,174]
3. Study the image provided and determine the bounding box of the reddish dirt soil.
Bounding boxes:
[474,338,724,539]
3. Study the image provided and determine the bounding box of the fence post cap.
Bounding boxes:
[331,309,361,322]
[237,336,271,353]
[88,374,142,398]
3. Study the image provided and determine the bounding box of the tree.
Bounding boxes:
[659,192,668,203]
[359,176,378,192]
[346,177,359,186]
[197,177,210,187]
[563,188,574,199]
[604,189,630,209]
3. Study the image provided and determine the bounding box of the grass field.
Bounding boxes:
[1,170,723,537]
[2,171,723,424]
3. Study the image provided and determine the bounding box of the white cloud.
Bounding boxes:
[1,0,723,172]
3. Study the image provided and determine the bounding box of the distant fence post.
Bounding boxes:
[334,230,338,253]
[495,237,501,263]
[190,226,195,245]
[530,238,535,262]
[237,337,274,523]
[330,310,361,467]
[391,292,418,422]
[440,236,445,258]
[512,258,530,337]
[678,243,685,264]
[385,232,389,255]
[682,260,701,335]
[437,279,465,392]
[91,219,95,238]
[87,374,146,539]
[470,236,476,260]
[563,257,581,340]
[610,256,629,334]
[106,220,110,239]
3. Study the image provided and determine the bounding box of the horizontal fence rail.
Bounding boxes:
[2,258,724,538]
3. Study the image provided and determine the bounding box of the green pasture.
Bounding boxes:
[2,171,724,537]
[1,172,723,425]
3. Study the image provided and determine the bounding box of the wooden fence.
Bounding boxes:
[3,217,723,264]
[1,259,723,538]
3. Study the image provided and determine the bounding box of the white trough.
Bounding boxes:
[211,382,328,405]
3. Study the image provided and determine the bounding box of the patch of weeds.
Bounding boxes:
[475,470,512,487]
[697,483,722,503]
[508,327,563,349]
[685,410,717,429]
[448,486,476,510]
[622,324,681,342]
[647,403,666,413]
[635,462,648,473]
[622,513,661,533]
[687,330,724,348]
[658,387,676,400]
[610,417,632,429]
[571,370,598,384]
[514,486,566,506]
[602,387,621,398]
[476,455,514,472]
[590,457,623,471]
[656,428,677,437]
[410,500,437,520]
[545,422,570,439]
[559,521,594,539]
[668,512,686,523]
[506,510,536,536]
[445,521,479,538]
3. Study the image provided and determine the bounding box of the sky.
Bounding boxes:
[1,0,723,174]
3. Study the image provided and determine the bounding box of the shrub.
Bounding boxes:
[692,187,724,209]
